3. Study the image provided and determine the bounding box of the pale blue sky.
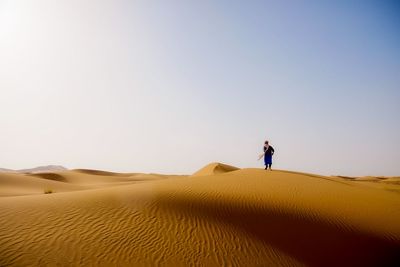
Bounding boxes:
[0,0,399,176]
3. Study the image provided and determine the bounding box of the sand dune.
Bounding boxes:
[71,168,135,177]
[0,169,172,197]
[0,172,90,197]
[0,168,17,173]
[0,165,68,174]
[0,164,399,266]
[334,175,400,193]
[382,177,400,185]
[192,162,240,176]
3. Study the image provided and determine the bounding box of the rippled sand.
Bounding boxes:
[1,163,399,266]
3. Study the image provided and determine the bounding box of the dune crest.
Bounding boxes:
[192,162,240,176]
[71,169,133,177]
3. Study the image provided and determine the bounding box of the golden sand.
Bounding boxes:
[0,163,399,266]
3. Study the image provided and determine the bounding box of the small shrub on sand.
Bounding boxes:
[44,189,53,194]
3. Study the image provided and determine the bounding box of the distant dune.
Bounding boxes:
[0,163,399,266]
[0,165,67,174]
[0,168,17,173]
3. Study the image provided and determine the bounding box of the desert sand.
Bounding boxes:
[0,163,399,266]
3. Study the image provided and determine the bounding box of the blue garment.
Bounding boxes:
[264,154,272,165]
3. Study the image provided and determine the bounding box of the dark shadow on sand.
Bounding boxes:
[158,195,400,267]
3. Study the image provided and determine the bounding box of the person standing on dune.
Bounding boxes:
[258,140,275,170]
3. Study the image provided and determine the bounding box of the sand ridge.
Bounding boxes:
[192,162,240,176]
[0,164,399,266]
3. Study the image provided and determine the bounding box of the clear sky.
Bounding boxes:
[0,0,399,176]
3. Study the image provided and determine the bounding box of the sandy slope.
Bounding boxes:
[0,170,175,197]
[0,163,399,266]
